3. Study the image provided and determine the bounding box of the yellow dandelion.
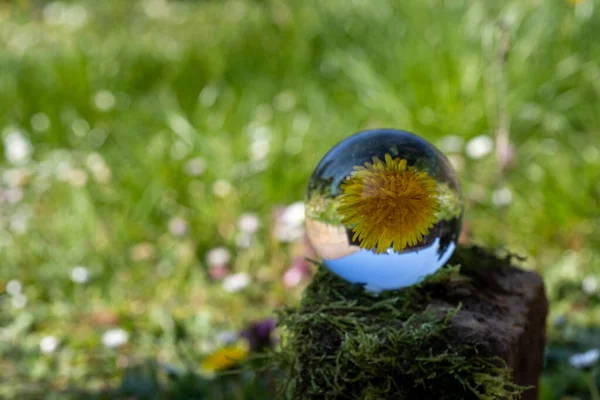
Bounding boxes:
[338,153,439,254]
[200,341,249,373]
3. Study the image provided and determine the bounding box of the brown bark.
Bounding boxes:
[444,248,548,400]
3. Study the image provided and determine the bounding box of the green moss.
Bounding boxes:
[274,247,527,399]
[305,192,343,225]
[436,182,463,221]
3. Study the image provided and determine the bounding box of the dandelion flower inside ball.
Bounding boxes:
[338,154,439,254]
[305,129,463,292]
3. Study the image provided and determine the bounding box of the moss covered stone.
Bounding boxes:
[275,246,547,400]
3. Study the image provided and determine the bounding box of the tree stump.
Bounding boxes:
[277,246,548,400]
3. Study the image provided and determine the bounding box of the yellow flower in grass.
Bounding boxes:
[338,154,439,254]
[201,341,249,374]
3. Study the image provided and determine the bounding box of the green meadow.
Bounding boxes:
[1,0,599,398]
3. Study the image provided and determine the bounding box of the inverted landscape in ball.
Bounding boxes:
[305,129,463,292]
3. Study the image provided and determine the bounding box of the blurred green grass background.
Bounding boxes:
[1,0,599,398]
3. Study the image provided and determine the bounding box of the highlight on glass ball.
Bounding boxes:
[305,129,463,293]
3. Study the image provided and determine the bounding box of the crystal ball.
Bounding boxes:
[305,129,463,293]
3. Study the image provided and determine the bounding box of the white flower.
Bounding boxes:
[582,276,598,294]
[282,202,305,225]
[275,202,305,242]
[491,187,513,207]
[86,153,111,183]
[9,208,32,234]
[3,168,29,188]
[4,129,32,165]
[6,280,22,296]
[206,247,231,266]
[102,328,129,348]
[11,293,27,309]
[569,349,599,369]
[250,138,270,161]
[63,5,88,30]
[90,156,110,176]
[68,168,88,188]
[168,217,188,237]
[2,187,23,204]
[222,272,250,293]
[184,157,207,177]
[71,266,89,284]
[94,90,116,112]
[216,330,238,345]
[465,135,493,160]
[438,135,464,153]
[40,336,59,354]
[212,179,232,198]
[247,123,272,142]
[55,160,73,181]
[86,152,104,170]
[238,213,260,234]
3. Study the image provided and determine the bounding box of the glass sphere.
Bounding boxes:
[305,129,463,293]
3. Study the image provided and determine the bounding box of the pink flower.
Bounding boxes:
[283,257,311,288]
[168,217,189,237]
[209,264,229,281]
[206,247,231,281]
[496,142,515,170]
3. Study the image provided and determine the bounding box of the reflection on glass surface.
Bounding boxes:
[305,129,463,293]
[325,238,456,293]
